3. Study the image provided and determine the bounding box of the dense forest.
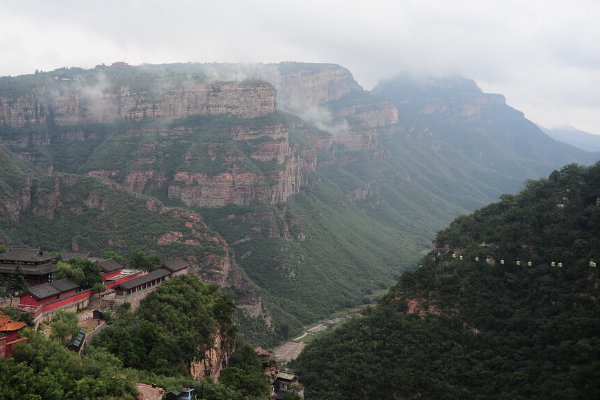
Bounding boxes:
[0,274,270,400]
[293,162,600,399]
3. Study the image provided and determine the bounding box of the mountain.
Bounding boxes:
[293,162,600,399]
[1,64,599,346]
[371,73,600,185]
[540,125,600,153]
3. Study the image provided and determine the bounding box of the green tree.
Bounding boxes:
[92,282,106,295]
[103,251,123,263]
[220,366,270,399]
[7,264,28,295]
[73,259,103,289]
[53,261,85,285]
[0,245,7,254]
[49,310,79,345]
[129,248,161,271]
[284,392,302,400]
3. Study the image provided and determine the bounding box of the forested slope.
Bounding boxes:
[293,162,600,400]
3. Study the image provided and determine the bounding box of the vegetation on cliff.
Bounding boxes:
[293,163,600,399]
[93,274,236,375]
[0,274,267,400]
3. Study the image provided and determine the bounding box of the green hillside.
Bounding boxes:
[293,162,600,399]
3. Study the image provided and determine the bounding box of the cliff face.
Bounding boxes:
[166,121,316,207]
[334,100,399,127]
[261,64,362,109]
[331,128,378,151]
[0,171,33,224]
[418,93,508,122]
[189,330,236,381]
[0,93,47,127]
[0,83,276,128]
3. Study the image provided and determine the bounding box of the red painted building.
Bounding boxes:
[0,246,58,287]
[97,258,124,282]
[18,278,79,308]
[0,313,27,357]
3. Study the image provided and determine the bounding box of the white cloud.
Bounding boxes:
[1,0,599,134]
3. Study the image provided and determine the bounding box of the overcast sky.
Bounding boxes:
[1,0,599,134]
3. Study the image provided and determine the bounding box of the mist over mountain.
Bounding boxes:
[539,125,600,152]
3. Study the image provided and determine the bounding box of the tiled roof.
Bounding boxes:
[22,278,79,300]
[61,251,92,261]
[97,258,123,273]
[160,258,189,273]
[0,315,27,332]
[113,269,171,291]
[51,278,79,292]
[0,262,57,275]
[276,372,297,382]
[0,246,57,263]
[27,283,60,300]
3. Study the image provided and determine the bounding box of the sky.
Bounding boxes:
[1,0,599,134]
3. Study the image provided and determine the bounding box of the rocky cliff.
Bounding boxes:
[333,100,399,127]
[260,63,362,109]
[189,330,236,381]
[0,93,48,127]
[165,120,316,207]
[0,82,276,128]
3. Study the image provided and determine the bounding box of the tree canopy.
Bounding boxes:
[293,162,600,399]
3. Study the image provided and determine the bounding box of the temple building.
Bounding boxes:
[0,246,58,287]
[96,258,124,282]
[158,258,189,277]
[18,278,80,308]
[0,312,27,357]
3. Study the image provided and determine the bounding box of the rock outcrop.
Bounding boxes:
[256,347,279,388]
[189,330,236,381]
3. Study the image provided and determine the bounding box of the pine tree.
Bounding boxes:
[8,263,27,294]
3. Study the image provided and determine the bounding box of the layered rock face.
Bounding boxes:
[0,94,47,127]
[257,64,398,151]
[418,93,507,122]
[334,100,399,127]
[0,83,276,128]
[259,64,362,108]
[331,128,378,151]
[24,174,247,289]
[166,121,316,207]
